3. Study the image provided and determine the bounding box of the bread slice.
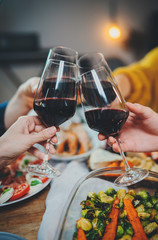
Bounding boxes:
[88,148,122,170]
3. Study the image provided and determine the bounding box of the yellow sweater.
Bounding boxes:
[113,47,158,112]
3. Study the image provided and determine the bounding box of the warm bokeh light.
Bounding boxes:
[108,25,121,39]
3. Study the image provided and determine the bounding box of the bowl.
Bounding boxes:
[55,167,158,240]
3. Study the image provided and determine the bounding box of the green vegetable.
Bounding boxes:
[138,212,151,220]
[116,225,124,238]
[155,203,158,211]
[2,188,11,194]
[24,159,29,165]
[133,199,141,208]
[150,234,158,240]
[81,209,95,219]
[154,214,158,224]
[88,192,97,199]
[117,189,126,200]
[128,190,136,197]
[125,225,134,236]
[30,179,42,186]
[144,222,158,236]
[76,217,92,231]
[119,210,127,219]
[105,187,116,196]
[141,220,150,228]
[151,196,158,205]
[136,204,145,213]
[144,200,153,208]
[124,194,134,202]
[137,190,150,200]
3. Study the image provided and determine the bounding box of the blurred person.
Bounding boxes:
[0,77,40,136]
[0,115,57,169]
[98,102,158,153]
[113,47,158,112]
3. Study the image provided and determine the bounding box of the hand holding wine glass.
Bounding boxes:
[100,102,158,153]
[78,53,149,187]
[27,59,78,178]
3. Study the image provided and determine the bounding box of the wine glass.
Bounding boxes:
[27,59,78,178]
[47,46,78,64]
[78,57,149,187]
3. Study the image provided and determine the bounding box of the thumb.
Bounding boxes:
[126,102,155,119]
[31,126,57,144]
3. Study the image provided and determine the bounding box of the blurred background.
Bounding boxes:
[0,0,158,102]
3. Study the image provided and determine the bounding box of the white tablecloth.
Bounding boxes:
[37,161,89,240]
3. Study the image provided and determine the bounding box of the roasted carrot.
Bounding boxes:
[77,228,87,240]
[124,198,148,240]
[102,197,120,240]
[107,161,120,167]
[120,161,133,168]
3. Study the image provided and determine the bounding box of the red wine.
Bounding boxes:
[85,108,128,137]
[34,98,77,127]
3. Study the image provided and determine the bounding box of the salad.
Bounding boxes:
[73,188,158,240]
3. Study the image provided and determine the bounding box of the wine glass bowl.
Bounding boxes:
[27,59,78,178]
[78,54,149,187]
[48,46,78,64]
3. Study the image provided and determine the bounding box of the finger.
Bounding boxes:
[107,136,116,147]
[48,143,56,154]
[31,126,57,144]
[34,125,46,133]
[98,133,106,141]
[50,135,58,144]
[126,102,155,119]
[28,147,46,159]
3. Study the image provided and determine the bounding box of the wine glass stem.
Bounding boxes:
[42,139,50,166]
[116,137,131,172]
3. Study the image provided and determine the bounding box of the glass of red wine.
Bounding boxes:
[78,56,149,187]
[27,59,78,178]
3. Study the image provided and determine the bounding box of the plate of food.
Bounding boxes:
[0,153,51,207]
[88,148,158,174]
[50,122,101,162]
[55,167,158,240]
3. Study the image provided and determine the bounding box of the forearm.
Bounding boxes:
[4,88,32,129]
[0,136,10,169]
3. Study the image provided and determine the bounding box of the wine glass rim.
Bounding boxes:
[47,58,77,68]
[52,45,78,57]
[78,52,105,68]
[79,65,106,77]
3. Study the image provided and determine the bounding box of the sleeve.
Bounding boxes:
[0,102,8,136]
[113,47,158,112]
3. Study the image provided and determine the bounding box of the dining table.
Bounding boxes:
[0,184,50,240]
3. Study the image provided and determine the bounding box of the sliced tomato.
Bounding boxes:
[40,177,49,183]
[16,154,25,161]
[10,183,30,201]
[29,159,43,165]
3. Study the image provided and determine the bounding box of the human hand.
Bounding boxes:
[98,102,158,153]
[0,115,57,169]
[4,77,40,129]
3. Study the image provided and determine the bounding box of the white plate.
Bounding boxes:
[0,178,51,207]
[0,232,26,240]
[50,125,102,162]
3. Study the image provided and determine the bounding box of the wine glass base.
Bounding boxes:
[27,162,61,178]
[114,168,149,187]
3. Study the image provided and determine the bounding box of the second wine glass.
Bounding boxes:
[79,60,149,187]
[27,59,78,178]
